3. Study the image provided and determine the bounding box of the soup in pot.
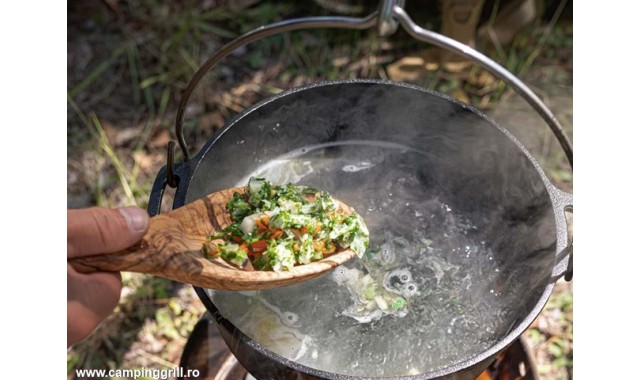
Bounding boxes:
[210,141,546,377]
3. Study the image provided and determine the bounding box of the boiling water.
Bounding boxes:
[211,141,522,377]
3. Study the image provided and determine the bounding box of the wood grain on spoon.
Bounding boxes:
[68,187,357,290]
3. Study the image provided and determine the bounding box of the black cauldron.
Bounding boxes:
[147,80,571,379]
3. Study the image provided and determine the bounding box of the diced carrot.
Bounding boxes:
[300,226,308,234]
[313,241,325,253]
[314,222,322,235]
[256,215,270,230]
[203,243,221,257]
[322,242,336,256]
[270,229,284,239]
[313,240,336,255]
[250,240,268,255]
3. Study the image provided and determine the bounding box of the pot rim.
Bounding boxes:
[182,79,568,379]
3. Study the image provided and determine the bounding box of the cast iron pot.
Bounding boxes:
[147,79,572,380]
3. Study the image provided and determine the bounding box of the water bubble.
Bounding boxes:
[282,312,300,327]
[380,243,395,264]
[400,283,419,298]
[332,267,349,284]
[383,268,413,293]
[342,161,375,172]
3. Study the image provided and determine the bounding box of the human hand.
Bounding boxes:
[67,207,149,347]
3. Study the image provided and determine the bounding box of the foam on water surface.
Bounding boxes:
[211,141,524,377]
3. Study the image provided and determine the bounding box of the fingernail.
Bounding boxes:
[119,207,149,232]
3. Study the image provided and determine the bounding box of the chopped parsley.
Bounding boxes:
[203,177,369,271]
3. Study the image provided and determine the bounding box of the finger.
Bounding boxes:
[67,265,122,346]
[67,207,149,258]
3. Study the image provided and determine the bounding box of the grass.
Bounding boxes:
[523,283,573,379]
[68,95,148,208]
[68,1,572,378]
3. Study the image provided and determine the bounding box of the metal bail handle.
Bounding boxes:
[378,0,405,36]
[172,1,572,165]
[173,14,378,162]
[169,0,573,276]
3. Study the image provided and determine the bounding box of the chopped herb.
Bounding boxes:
[364,284,377,300]
[390,297,408,310]
[227,192,252,220]
[202,177,369,271]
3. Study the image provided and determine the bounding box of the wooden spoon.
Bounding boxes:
[68,186,358,291]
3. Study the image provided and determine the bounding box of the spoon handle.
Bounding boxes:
[68,187,240,277]
[68,212,204,276]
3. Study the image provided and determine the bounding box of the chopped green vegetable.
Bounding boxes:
[203,177,370,271]
[227,192,252,220]
[206,242,248,268]
[247,177,272,208]
[390,297,408,310]
[364,284,377,300]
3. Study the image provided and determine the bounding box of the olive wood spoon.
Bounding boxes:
[68,186,357,291]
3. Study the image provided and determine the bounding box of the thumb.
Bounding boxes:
[67,207,149,258]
